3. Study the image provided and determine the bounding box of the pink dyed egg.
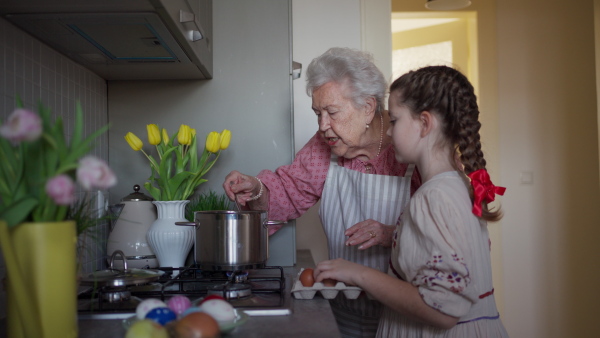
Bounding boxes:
[136,298,167,320]
[167,295,192,316]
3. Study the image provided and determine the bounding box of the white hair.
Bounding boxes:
[305,47,387,113]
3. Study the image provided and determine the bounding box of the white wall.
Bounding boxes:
[497,1,600,337]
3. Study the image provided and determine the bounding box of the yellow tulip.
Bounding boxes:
[147,124,161,145]
[205,131,220,153]
[191,128,196,137]
[219,129,231,150]
[178,124,192,145]
[124,132,143,151]
[161,128,169,145]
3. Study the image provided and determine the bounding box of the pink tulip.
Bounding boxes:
[76,156,117,190]
[0,108,43,142]
[46,175,76,205]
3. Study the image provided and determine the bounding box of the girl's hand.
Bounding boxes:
[314,258,369,287]
[344,220,395,249]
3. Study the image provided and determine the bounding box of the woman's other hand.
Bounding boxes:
[344,220,395,250]
[223,171,260,206]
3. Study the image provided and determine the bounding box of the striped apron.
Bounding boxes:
[319,157,414,338]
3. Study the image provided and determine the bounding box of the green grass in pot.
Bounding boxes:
[185,190,232,221]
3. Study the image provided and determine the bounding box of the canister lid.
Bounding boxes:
[121,184,153,201]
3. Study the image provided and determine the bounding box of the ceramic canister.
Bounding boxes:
[107,185,158,269]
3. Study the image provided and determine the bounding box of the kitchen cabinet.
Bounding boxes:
[0,0,213,80]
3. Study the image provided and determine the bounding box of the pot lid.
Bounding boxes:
[122,184,153,202]
[80,268,164,287]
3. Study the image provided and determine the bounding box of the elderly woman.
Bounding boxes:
[223,47,421,337]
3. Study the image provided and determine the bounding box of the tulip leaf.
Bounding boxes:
[63,124,109,165]
[0,197,38,228]
[168,171,193,200]
[188,135,199,171]
[143,182,161,201]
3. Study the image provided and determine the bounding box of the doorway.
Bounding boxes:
[391,11,478,89]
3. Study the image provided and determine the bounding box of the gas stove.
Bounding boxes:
[77,265,292,320]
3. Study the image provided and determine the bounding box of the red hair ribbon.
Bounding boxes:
[467,169,506,217]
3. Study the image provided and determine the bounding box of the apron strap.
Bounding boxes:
[404,163,415,178]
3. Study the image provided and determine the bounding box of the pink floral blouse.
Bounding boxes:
[257,132,421,224]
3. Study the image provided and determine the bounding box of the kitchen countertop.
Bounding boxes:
[1,250,341,337]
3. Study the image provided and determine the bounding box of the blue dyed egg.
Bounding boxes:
[145,307,177,326]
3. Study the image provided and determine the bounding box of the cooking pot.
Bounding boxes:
[107,185,158,269]
[176,210,285,271]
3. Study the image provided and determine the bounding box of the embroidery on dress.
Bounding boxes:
[414,252,471,294]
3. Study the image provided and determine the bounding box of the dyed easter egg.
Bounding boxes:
[167,295,192,316]
[145,307,177,326]
[199,294,226,304]
[136,298,167,320]
[181,306,203,317]
[172,312,220,338]
[199,298,236,323]
[125,319,168,338]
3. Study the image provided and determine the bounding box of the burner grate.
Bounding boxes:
[77,265,287,319]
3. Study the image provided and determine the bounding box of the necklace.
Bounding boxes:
[376,113,383,157]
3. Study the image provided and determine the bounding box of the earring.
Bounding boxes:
[366,124,369,129]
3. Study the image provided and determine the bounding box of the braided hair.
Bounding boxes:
[390,66,502,221]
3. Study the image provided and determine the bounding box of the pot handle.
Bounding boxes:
[264,220,286,229]
[175,221,198,227]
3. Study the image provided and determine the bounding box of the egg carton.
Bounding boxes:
[291,268,362,300]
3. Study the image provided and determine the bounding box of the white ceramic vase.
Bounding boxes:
[146,200,193,277]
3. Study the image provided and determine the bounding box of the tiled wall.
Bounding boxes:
[0,17,110,319]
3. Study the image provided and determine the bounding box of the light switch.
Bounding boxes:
[520,171,534,185]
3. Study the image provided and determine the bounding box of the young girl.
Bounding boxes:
[314,66,509,337]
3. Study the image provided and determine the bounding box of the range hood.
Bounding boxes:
[0,0,213,80]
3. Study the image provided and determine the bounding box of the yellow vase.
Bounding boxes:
[0,221,78,338]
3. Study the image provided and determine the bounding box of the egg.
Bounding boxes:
[200,294,226,304]
[170,312,220,338]
[322,278,338,287]
[145,307,177,326]
[167,295,192,316]
[125,319,168,338]
[136,298,167,320]
[199,298,236,323]
[299,268,315,287]
[181,306,204,317]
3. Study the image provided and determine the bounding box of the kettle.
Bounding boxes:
[107,185,158,269]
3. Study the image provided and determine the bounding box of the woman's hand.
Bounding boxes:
[344,220,395,250]
[223,171,261,206]
[314,258,370,287]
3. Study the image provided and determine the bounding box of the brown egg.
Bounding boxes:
[322,278,338,287]
[299,268,315,287]
[170,312,220,338]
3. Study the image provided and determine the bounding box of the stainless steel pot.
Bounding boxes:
[176,210,285,271]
